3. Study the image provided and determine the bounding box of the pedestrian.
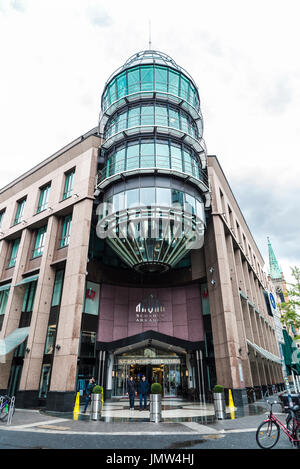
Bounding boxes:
[138,375,150,411]
[126,375,137,411]
[82,376,96,413]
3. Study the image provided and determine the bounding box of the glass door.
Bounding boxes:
[163,364,181,396]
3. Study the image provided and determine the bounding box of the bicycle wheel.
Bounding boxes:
[0,402,10,422]
[256,420,280,449]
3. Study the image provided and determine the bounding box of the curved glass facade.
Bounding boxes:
[101,138,205,183]
[103,64,200,112]
[96,50,209,273]
[104,102,200,141]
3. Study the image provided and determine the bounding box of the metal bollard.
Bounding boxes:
[150,394,162,423]
[90,394,102,421]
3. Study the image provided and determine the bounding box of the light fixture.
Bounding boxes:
[25,347,30,353]
[74,193,79,198]
[211,279,216,285]
[209,267,214,274]
[55,344,61,351]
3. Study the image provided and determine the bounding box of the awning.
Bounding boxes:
[282,329,300,375]
[0,283,11,292]
[15,274,39,287]
[246,339,282,364]
[0,327,30,356]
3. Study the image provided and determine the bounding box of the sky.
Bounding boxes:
[0,0,299,283]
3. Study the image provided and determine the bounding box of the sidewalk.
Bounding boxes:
[0,395,278,436]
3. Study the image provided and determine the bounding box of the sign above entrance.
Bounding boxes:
[118,357,181,365]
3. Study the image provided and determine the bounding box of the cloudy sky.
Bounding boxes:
[0,0,299,282]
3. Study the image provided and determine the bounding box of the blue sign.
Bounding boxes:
[269,292,276,310]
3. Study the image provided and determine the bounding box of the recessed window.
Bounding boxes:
[14,198,26,225]
[0,209,5,228]
[60,214,72,248]
[63,169,75,200]
[8,238,20,268]
[33,225,47,258]
[37,184,51,213]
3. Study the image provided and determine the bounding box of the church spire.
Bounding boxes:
[268,237,282,279]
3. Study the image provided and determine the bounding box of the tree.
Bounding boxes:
[277,266,300,335]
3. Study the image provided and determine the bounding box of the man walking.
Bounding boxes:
[138,375,150,411]
[126,375,137,411]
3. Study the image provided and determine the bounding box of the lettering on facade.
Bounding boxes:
[136,293,165,322]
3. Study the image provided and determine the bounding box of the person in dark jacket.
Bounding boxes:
[138,375,150,411]
[126,376,137,411]
[82,377,96,413]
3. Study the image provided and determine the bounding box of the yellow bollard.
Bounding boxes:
[228,389,235,419]
[73,392,80,420]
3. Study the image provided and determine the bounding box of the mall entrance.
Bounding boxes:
[111,344,185,397]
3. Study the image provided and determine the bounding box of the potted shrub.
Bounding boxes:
[213,384,226,419]
[91,385,103,420]
[150,383,162,423]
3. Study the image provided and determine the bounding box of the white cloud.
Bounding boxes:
[0,0,299,276]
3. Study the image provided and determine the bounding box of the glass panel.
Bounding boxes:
[140,187,155,207]
[171,190,184,208]
[156,187,171,206]
[84,281,100,316]
[168,70,179,95]
[140,65,154,91]
[155,104,168,126]
[39,364,51,399]
[196,200,204,220]
[108,80,117,104]
[185,193,196,214]
[117,110,127,133]
[127,67,140,94]
[181,114,189,133]
[155,65,168,92]
[183,150,193,175]
[0,210,4,228]
[114,148,126,173]
[169,108,180,129]
[170,145,183,172]
[112,192,125,212]
[80,331,96,357]
[140,142,155,167]
[126,144,140,170]
[44,326,56,355]
[22,282,37,313]
[128,107,140,128]
[156,142,170,168]
[141,105,154,125]
[180,75,189,101]
[126,189,139,209]
[51,270,64,307]
[116,72,127,99]
[14,199,26,225]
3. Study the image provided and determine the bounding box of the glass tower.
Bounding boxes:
[95,50,210,273]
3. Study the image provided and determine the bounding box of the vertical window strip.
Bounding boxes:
[0,210,5,228]
[8,238,20,268]
[0,289,9,316]
[63,170,75,200]
[51,269,64,307]
[14,199,26,225]
[60,214,72,248]
[33,225,47,258]
[37,185,50,213]
[22,282,37,313]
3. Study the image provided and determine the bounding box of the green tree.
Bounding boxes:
[277,266,300,334]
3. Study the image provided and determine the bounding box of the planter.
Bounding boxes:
[90,394,102,421]
[150,394,162,423]
[213,392,226,419]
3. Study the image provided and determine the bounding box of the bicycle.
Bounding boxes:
[0,395,14,422]
[256,399,300,449]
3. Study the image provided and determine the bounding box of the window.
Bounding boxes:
[37,184,51,213]
[33,225,47,258]
[60,214,72,248]
[8,238,20,268]
[51,270,64,307]
[63,169,75,200]
[0,288,9,330]
[0,209,5,228]
[22,281,37,314]
[14,198,26,225]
